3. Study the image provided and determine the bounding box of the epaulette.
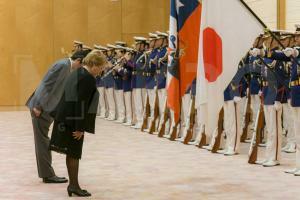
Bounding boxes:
[230,83,237,91]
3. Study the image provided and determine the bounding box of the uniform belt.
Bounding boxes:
[143,72,154,77]
[262,81,268,87]
[250,74,259,79]
[290,79,300,87]
[132,71,143,76]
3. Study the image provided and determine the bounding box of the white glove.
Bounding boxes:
[293,48,300,57]
[250,48,261,57]
[258,90,262,97]
[233,96,242,103]
[283,48,294,57]
[274,101,282,111]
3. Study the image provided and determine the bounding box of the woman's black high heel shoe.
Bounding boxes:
[67,186,91,197]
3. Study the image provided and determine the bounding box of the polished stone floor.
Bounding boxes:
[0,111,299,200]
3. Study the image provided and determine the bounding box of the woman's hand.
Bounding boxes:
[72,131,84,140]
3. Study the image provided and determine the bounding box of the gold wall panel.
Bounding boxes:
[88,0,122,46]
[122,0,170,35]
[0,1,17,105]
[53,0,88,59]
[0,0,170,106]
[0,0,53,105]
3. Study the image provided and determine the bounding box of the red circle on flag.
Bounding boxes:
[203,27,223,82]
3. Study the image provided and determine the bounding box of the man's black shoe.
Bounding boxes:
[43,176,68,183]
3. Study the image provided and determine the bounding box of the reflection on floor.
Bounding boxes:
[0,111,298,200]
[0,106,27,111]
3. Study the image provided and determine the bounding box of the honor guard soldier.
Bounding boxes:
[155,31,169,134]
[102,44,117,121]
[251,32,287,167]
[276,34,296,153]
[131,37,147,129]
[246,36,264,142]
[220,58,249,156]
[143,33,160,131]
[94,45,109,118]
[268,27,300,174]
[112,45,127,123]
[118,47,135,126]
[145,40,150,51]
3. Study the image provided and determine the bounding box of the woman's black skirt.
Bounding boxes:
[49,120,84,159]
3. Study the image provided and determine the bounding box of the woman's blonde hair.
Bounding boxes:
[82,52,106,68]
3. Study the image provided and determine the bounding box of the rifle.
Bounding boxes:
[183,96,196,144]
[211,107,225,153]
[240,90,252,142]
[149,91,160,134]
[101,59,127,82]
[197,125,207,148]
[158,102,170,137]
[248,101,265,164]
[170,121,180,141]
[141,95,150,131]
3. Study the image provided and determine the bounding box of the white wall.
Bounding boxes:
[286,0,300,31]
[244,0,277,29]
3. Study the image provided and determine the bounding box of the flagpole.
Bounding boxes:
[239,0,285,49]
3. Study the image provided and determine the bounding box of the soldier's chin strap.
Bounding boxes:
[159,40,164,49]
[267,37,278,54]
[154,39,160,49]
[288,37,292,48]
[136,42,145,52]
[162,38,168,48]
